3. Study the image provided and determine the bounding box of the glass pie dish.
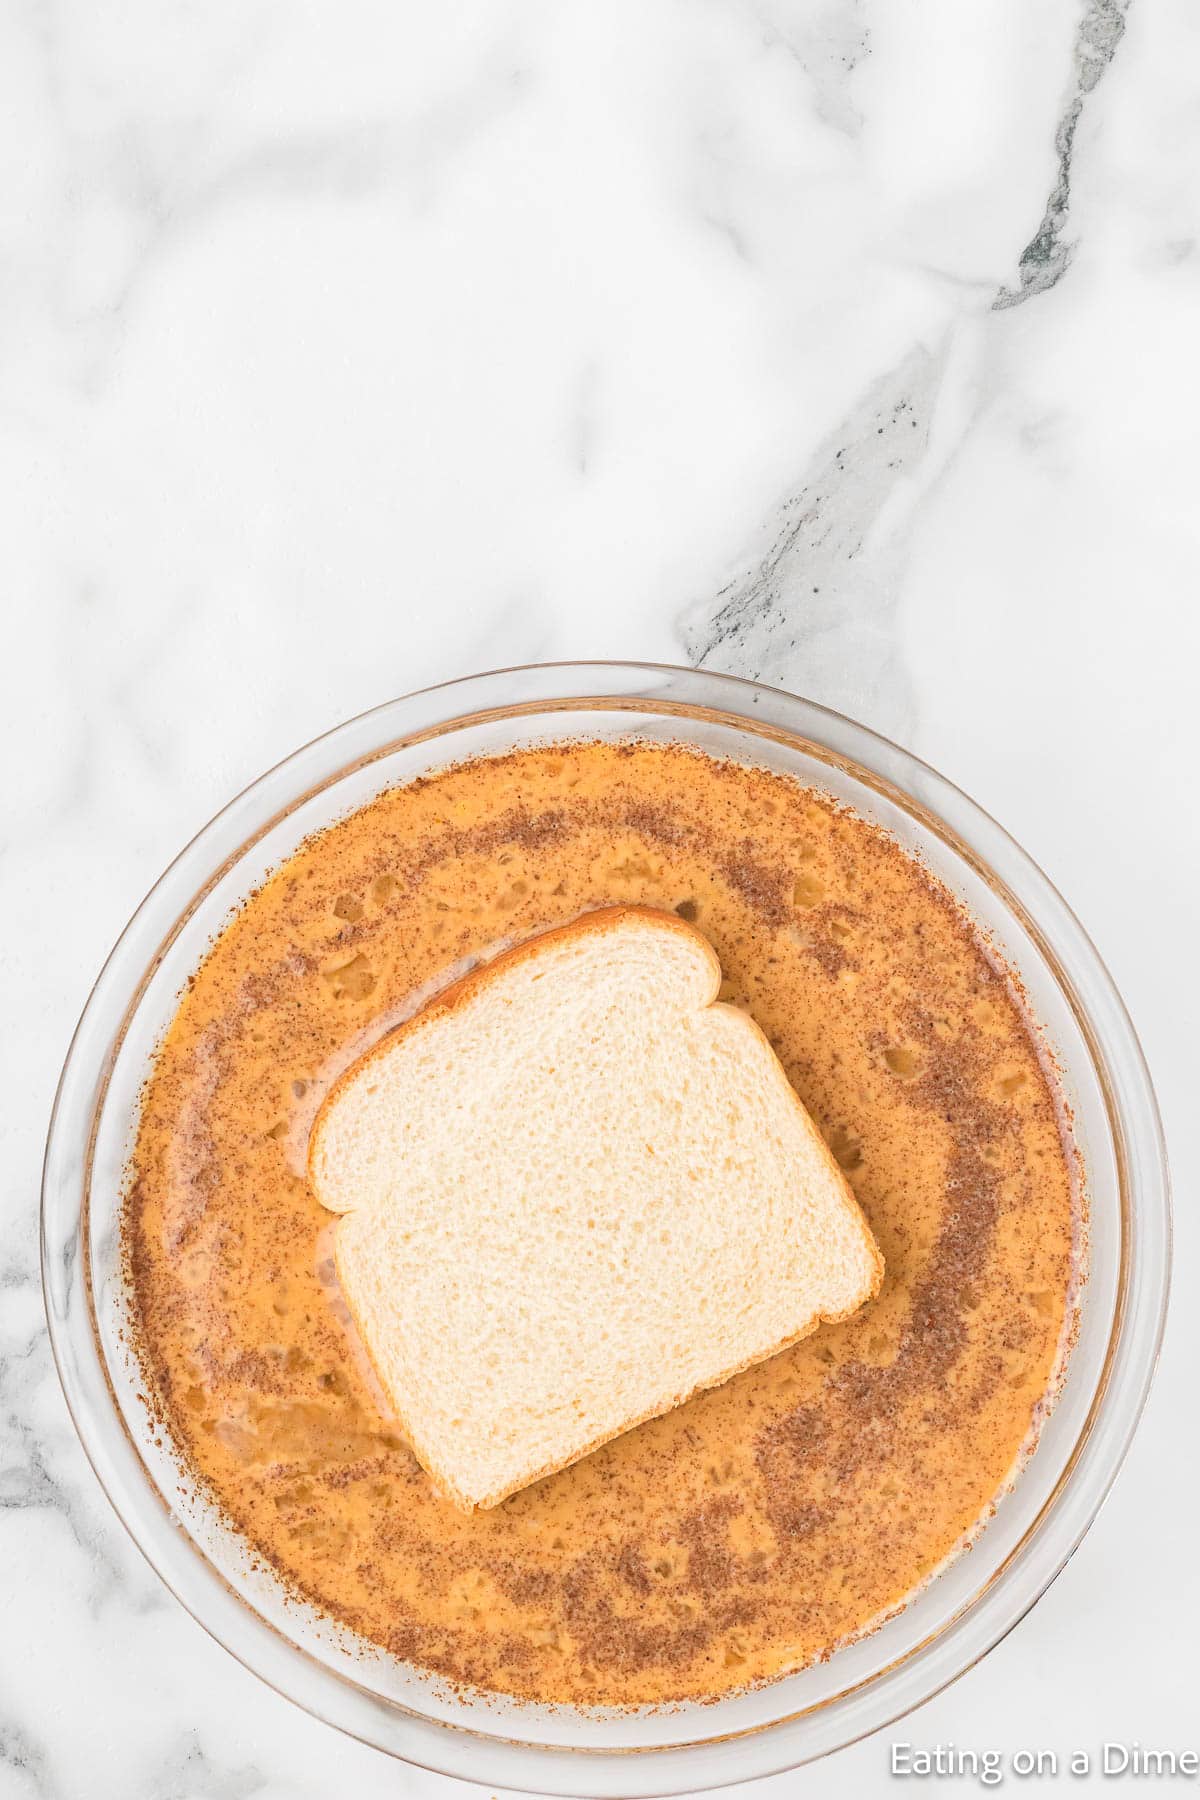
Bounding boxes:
[42,662,1170,1795]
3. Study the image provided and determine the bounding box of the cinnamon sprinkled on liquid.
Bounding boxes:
[124,741,1079,1706]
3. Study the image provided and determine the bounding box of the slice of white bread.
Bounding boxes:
[309,906,883,1512]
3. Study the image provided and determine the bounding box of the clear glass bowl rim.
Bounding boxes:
[41,660,1171,1796]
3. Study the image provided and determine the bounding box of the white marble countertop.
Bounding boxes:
[3,1,1197,1794]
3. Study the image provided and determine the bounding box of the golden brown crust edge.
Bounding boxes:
[309,904,884,1513]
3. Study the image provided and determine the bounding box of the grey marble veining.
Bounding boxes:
[994,0,1129,307]
[683,0,1134,731]
[681,340,943,738]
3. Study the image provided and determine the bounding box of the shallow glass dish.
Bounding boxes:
[42,663,1170,1795]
